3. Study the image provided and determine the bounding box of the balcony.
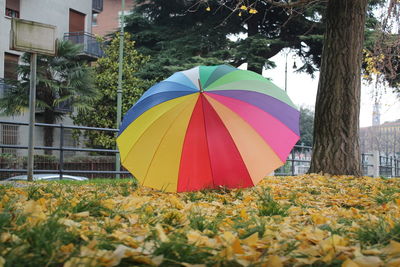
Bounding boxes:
[55,100,73,113]
[36,100,72,114]
[0,79,14,98]
[92,0,103,13]
[63,32,104,60]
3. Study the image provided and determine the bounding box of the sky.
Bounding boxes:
[256,51,400,127]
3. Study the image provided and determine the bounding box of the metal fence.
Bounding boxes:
[275,144,312,176]
[275,148,400,177]
[379,156,400,177]
[0,120,398,180]
[0,120,129,180]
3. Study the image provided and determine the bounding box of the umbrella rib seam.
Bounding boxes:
[206,92,300,142]
[201,95,216,189]
[120,95,195,165]
[202,95,254,188]
[204,93,285,172]
[141,99,196,190]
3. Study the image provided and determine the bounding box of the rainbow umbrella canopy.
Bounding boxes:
[117,65,300,192]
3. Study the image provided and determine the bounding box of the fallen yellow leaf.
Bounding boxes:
[155,224,169,242]
[353,256,383,267]
[383,240,400,256]
[232,238,244,254]
[60,243,75,254]
[386,258,400,267]
[341,259,359,267]
[74,211,90,218]
[242,232,258,247]
[311,213,328,225]
[23,200,47,224]
[263,255,283,267]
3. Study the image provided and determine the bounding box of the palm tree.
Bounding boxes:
[0,40,98,154]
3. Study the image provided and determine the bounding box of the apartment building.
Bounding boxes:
[0,0,103,155]
[92,0,134,36]
[360,120,400,157]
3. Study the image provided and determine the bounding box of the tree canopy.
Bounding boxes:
[125,0,327,79]
[73,33,153,149]
[126,0,389,81]
[298,107,314,147]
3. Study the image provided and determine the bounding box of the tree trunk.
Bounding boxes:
[309,0,367,176]
[43,110,55,155]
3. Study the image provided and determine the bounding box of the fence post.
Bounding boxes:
[291,149,295,175]
[59,124,64,180]
[390,156,396,177]
[372,151,380,178]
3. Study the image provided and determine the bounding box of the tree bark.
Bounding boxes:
[309,0,367,176]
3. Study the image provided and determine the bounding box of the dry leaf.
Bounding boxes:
[263,255,283,267]
[341,259,359,267]
[352,256,383,267]
[155,224,169,242]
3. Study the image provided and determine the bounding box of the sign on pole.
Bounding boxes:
[10,18,56,181]
[10,18,57,55]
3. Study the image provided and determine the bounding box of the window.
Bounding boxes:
[1,125,19,156]
[69,9,86,32]
[2,53,19,98]
[92,13,98,26]
[5,0,20,18]
[4,53,19,80]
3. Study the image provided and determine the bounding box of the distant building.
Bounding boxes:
[360,120,400,157]
[0,0,103,156]
[92,0,135,37]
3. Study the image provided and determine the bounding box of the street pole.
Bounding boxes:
[284,52,288,92]
[27,53,37,181]
[116,0,125,179]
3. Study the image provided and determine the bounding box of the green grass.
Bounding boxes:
[374,187,400,205]
[188,211,222,236]
[0,202,27,232]
[319,224,348,235]
[356,218,400,246]
[255,187,289,217]
[72,198,110,217]
[2,217,81,267]
[237,219,266,239]
[153,233,213,266]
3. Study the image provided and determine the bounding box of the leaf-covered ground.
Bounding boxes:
[1,174,400,267]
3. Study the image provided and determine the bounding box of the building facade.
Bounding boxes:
[360,120,400,157]
[0,0,103,156]
[92,0,134,36]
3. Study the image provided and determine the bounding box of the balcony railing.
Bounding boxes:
[92,0,103,13]
[55,100,73,113]
[64,32,104,60]
[0,79,14,98]
[35,99,73,114]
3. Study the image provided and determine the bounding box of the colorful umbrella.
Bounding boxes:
[117,65,300,192]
